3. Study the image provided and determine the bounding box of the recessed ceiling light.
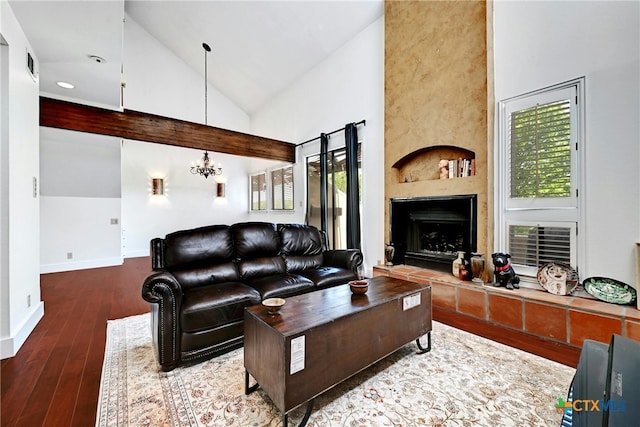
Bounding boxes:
[56,81,74,89]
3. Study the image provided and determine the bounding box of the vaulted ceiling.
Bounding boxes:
[10,0,384,114]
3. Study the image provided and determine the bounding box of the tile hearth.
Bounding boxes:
[373,264,640,348]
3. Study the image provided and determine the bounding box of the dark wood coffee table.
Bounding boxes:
[244,276,432,426]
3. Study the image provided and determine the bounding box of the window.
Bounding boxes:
[498,78,583,278]
[271,165,294,210]
[249,165,294,212]
[250,172,266,211]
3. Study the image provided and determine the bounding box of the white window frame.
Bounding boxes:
[496,78,585,280]
[248,164,295,213]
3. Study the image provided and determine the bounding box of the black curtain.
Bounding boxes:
[319,133,329,236]
[345,123,361,249]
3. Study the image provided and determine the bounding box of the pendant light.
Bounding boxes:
[190,42,222,179]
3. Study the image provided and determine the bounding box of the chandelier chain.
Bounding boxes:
[204,42,208,126]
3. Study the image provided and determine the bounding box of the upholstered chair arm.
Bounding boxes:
[141,272,183,371]
[323,249,363,275]
[141,271,183,305]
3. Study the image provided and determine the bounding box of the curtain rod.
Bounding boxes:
[296,119,366,147]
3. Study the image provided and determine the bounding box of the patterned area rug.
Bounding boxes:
[96,313,574,426]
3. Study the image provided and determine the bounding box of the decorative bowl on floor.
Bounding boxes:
[262,298,286,315]
[349,280,369,295]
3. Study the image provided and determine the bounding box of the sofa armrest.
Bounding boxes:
[141,272,183,371]
[323,249,363,274]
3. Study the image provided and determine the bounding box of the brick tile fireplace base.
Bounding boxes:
[373,264,640,366]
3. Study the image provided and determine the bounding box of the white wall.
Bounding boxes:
[40,128,121,197]
[119,14,295,256]
[121,140,292,256]
[40,197,122,272]
[39,12,301,265]
[123,13,249,132]
[1,0,44,359]
[39,127,123,273]
[251,17,385,276]
[494,1,640,285]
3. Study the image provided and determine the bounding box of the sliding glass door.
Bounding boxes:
[306,145,361,249]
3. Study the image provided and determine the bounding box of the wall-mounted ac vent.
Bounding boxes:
[26,49,37,81]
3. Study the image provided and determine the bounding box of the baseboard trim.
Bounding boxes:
[40,257,123,274]
[0,301,44,359]
[124,250,149,259]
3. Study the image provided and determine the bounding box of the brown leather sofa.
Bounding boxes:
[141,222,363,371]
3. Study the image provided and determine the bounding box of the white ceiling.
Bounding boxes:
[9,0,383,114]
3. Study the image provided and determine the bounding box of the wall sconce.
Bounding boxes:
[216,182,226,198]
[152,178,164,195]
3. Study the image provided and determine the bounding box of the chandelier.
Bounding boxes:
[190,42,222,179]
[190,151,221,178]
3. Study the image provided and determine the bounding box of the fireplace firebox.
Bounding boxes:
[390,195,477,271]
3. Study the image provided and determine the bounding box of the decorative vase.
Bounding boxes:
[385,244,395,266]
[470,253,485,284]
[459,259,472,281]
[452,251,465,277]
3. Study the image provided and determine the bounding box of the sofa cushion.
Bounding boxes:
[180,282,261,333]
[232,222,280,259]
[283,255,324,273]
[246,273,315,299]
[300,266,357,289]
[172,262,240,290]
[164,225,233,270]
[279,224,324,255]
[237,256,286,280]
[279,224,324,272]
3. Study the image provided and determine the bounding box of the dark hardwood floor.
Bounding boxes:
[1,258,578,426]
[1,257,151,427]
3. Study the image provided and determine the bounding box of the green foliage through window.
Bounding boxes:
[510,99,572,199]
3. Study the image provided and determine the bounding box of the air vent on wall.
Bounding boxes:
[26,49,37,81]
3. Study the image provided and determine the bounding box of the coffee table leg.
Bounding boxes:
[245,370,260,394]
[283,399,314,427]
[415,331,431,354]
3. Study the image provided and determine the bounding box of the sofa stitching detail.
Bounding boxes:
[150,282,177,365]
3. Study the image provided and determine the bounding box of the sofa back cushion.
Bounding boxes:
[232,222,285,279]
[279,224,324,273]
[163,224,236,270]
[172,263,240,290]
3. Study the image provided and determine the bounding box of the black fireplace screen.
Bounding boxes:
[390,195,477,271]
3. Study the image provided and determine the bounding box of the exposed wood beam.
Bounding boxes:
[39,97,295,163]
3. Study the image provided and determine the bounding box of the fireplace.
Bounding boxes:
[390,195,477,271]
